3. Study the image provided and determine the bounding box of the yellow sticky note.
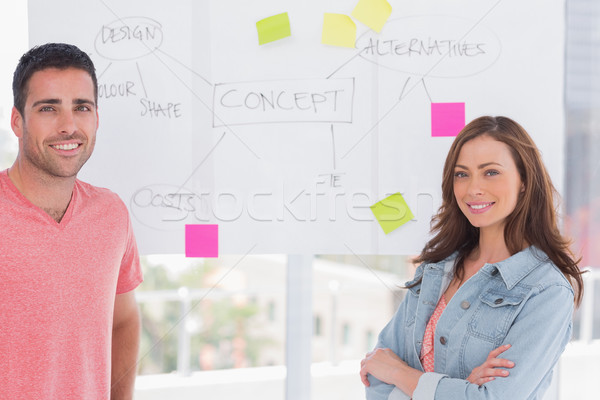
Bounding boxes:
[351,0,392,33]
[322,13,356,48]
[370,193,414,234]
[256,12,291,45]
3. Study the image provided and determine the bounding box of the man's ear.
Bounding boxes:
[11,107,24,139]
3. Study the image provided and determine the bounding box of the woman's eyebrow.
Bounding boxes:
[455,162,503,170]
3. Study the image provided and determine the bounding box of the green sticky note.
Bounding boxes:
[322,13,356,48]
[370,193,414,234]
[256,12,291,45]
[351,0,392,33]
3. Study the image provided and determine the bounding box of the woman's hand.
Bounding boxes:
[467,344,515,386]
[360,347,424,397]
[360,348,406,387]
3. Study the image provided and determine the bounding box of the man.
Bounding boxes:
[0,43,143,399]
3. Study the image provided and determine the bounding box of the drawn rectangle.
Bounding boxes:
[212,78,354,126]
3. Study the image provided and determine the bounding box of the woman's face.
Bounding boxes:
[453,135,523,235]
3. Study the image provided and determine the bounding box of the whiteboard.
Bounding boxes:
[28,0,565,255]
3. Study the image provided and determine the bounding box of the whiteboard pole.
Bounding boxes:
[286,254,313,400]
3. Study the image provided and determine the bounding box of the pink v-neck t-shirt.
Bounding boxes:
[0,170,143,399]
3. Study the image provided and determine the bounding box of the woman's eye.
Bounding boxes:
[454,171,467,178]
[485,170,500,176]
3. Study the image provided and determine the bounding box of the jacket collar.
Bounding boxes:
[427,246,550,290]
[486,246,549,290]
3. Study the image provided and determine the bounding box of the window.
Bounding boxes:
[2,2,599,399]
[313,315,322,337]
[136,254,286,375]
[342,323,351,346]
[267,300,276,322]
[365,330,375,352]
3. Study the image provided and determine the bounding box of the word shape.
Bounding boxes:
[356,15,501,77]
[363,38,486,58]
[213,78,354,126]
[95,16,164,61]
[318,172,345,188]
[102,24,159,44]
[140,98,183,118]
[99,81,136,99]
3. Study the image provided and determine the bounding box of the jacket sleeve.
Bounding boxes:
[366,265,425,400]
[412,283,574,400]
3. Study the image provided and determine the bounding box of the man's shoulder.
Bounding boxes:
[75,179,128,212]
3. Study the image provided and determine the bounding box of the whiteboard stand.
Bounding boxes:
[286,254,313,400]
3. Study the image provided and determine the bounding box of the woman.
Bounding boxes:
[360,116,584,399]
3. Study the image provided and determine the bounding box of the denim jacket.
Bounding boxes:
[366,246,574,400]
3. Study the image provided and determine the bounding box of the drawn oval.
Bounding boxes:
[95,16,163,61]
[130,184,208,231]
[356,15,501,78]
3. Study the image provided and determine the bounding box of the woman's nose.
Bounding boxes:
[468,176,484,196]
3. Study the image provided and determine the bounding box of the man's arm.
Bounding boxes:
[111,291,141,400]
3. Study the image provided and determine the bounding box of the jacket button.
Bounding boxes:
[494,298,504,305]
[416,289,421,295]
[491,268,499,276]
[439,336,447,345]
[460,300,470,309]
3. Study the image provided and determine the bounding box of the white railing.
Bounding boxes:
[134,267,600,400]
[135,267,599,377]
[136,287,219,377]
[135,286,285,377]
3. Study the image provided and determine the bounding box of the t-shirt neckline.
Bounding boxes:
[1,169,77,229]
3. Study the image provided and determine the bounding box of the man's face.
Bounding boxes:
[11,67,98,180]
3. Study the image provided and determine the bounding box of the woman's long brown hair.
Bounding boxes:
[413,116,584,306]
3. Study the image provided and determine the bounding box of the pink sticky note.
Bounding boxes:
[431,103,465,137]
[185,224,218,258]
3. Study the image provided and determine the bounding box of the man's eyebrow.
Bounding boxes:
[30,98,96,108]
[31,98,61,108]
[73,98,96,106]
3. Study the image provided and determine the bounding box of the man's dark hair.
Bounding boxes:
[12,43,98,116]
